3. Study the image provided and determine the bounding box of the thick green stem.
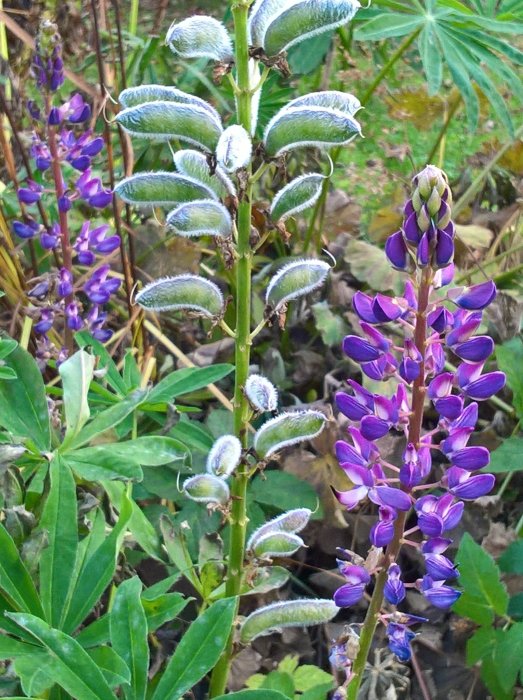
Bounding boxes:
[303,29,421,254]
[209,2,253,696]
[347,268,431,699]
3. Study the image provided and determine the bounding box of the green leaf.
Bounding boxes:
[65,448,143,482]
[106,436,188,465]
[115,172,216,208]
[0,337,17,359]
[453,533,509,624]
[0,342,50,451]
[212,692,289,700]
[487,437,523,474]
[250,471,320,515]
[0,522,43,616]
[508,592,523,620]
[13,651,55,697]
[110,577,149,700]
[354,14,423,40]
[7,613,117,700]
[151,597,237,700]
[68,390,147,450]
[142,592,189,632]
[419,25,443,94]
[260,671,295,697]
[62,495,132,634]
[0,366,17,380]
[39,457,78,628]
[160,516,202,593]
[59,350,95,448]
[498,540,523,574]
[497,338,523,419]
[311,301,349,347]
[116,103,222,152]
[75,331,127,396]
[136,275,225,317]
[147,364,233,405]
[254,411,326,459]
[0,635,42,659]
[87,646,130,688]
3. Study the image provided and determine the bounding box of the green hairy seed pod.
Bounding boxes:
[115,172,216,207]
[266,259,330,310]
[263,0,361,56]
[245,374,279,412]
[183,474,230,505]
[116,102,223,152]
[270,173,325,223]
[252,531,305,558]
[119,85,222,124]
[286,90,361,115]
[166,16,234,62]
[253,410,327,459]
[264,106,361,157]
[216,125,252,172]
[206,435,242,477]
[166,200,233,238]
[173,149,236,199]
[136,275,224,317]
[247,508,312,552]
[240,599,339,643]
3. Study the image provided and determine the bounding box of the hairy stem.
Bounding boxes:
[209,2,253,695]
[347,267,431,699]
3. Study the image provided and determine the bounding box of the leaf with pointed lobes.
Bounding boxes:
[136,275,224,317]
[206,435,242,477]
[254,410,326,459]
[252,531,305,558]
[216,125,252,172]
[266,258,330,310]
[116,102,222,152]
[119,85,221,124]
[270,173,324,222]
[173,149,236,199]
[263,0,361,56]
[166,16,234,62]
[245,374,279,412]
[240,599,339,643]
[183,474,230,505]
[264,106,361,157]
[247,508,312,551]
[115,172,216,207]
[166,200,233,238]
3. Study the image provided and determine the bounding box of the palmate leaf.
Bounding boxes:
[354,0,523,133]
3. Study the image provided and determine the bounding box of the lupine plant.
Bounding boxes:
[330,165,507,699]
[13,20,120,362]
[115,0,363,695]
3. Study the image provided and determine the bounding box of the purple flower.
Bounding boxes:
[18,183,42,205]
[445,467,495,500]
[386,622,415,661]
[420,576,461,608]
[13,220,40,240]
[334,564,370,607]
[384,564,406,605]
[370,506,396,547]
[353,291,404,324]
[385,231,409,271]
[400,443,431,488]
[83,264,121,304]
[34,309,54,334]
[415,493,464,537]
[65,302,83,331]
[424,554,459,580]
[452,336,494,363]
[450,281,497,310]
[58,267,73,298]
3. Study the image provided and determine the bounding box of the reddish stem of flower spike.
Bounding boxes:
[347,268,432,699]
[47,100,74,354]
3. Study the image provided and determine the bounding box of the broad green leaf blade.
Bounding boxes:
[213,692,289,700]
[136,275,225,317]
[110,578,149,700]
[496,338,523,420]
[59,350,95,447]
[0,522,43,616]
[453,533,509,624]
[498,540,523,574]
[160,516,202,595]
[166,200,233,238]
[263,0,360,56]
[487,437,523,473]
[354,13,423,40]
[264,106,361,157]
[419,25,442,94]
[39,457,78,628]
[0,342,50,451]
[270,174,324,223]
[265,259,330,310]
[13,651,55,697]
[116,103,222,151]
[69,389,147,450]
[0,634,42,659]
[87,646,131,688]
[147,364,233,405]
[254,410,326,459]
[115,172,217,208]
[108,436,188,465]
[75,331,127,396]
[151,598,237,700]
[8,614,117,700]
[62,495,132,634]
[65,449,143,482]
